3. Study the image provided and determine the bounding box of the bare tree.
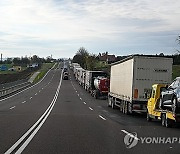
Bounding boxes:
[73,47,89,69]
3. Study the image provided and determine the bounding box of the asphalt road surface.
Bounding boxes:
[0,62,180,154]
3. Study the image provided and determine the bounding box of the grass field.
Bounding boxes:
[33,63,55,83]
[0,64,13,74]
[172,65,180,79]
[0,64,27,74]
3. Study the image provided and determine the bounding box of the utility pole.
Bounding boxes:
[1,53,2,64]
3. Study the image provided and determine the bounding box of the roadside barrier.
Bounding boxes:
[0,82,31,98]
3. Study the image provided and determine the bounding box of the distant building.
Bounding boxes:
[13,66,22,71]
[98,52,116,64]
[0,65,8,71]
[28,63,39,68]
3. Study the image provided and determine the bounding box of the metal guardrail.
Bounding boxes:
[0,81,31,98]
[0,79,28,89]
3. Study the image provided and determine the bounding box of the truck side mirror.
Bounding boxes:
[165,85,169,89]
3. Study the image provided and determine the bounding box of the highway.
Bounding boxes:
[0,62,180,154]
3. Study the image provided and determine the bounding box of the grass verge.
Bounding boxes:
[172,65,180,79]
[33,63,55,83]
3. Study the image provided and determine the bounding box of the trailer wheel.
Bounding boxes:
[128,103,132,114]
[122,101,128,114]
[111,99,116,109]
[95,90,99,99]
[122,101,125,113]
[124,101,129,115]
[119,102,123,112]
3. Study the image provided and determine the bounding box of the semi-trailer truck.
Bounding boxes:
[147,83,180,127]
[92,76,110,99]
[108,55,173,114]
[85,71,107,93]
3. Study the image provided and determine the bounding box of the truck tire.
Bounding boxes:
[124,101,129,115]
[147,113,152,122]
[159,97,164,110]
[161,113,166,127]
[111,99,116,109]
[161,113,172,128]
[172,97,178,113]
[165,117,172,128]
[119,102,123,112]
[95,90,99,99]
[108,97,112,107]
[128,102,133,114]
[122,101,125,113]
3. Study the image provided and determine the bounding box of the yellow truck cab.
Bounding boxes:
[147,84,180,128]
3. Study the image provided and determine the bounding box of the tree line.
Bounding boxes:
[1,55,53,66]
[72,47,180,71]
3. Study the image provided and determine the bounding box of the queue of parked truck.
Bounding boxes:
[70,63,110,99]
[70,55,180,128]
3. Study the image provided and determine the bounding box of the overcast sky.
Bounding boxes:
[0,0,180,59]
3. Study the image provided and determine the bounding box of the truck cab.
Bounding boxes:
[147,84,180,127]
[147,84,166,116]
[63,72,69,80]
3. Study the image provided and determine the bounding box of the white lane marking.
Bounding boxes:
[42,88,44,90]
[39,90,41,93]
[21,101,26,104]
[76,91,77,93]
[30,97,32,99]
[80,98,82,100]
[35,93,37,96]
[10,106,16,110]
[121,130,139,140]
[99,115,106,121]
[89,107,93,111]
[0,63,56,102]
[77,94,79,96]
[5,68,63,154]
[83,102,86,105]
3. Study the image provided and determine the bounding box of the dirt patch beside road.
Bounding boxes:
[0,67,39,84]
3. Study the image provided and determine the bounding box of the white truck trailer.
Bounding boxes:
[78,68,86,86]
[74,67,82,80]
[108,55,173,114]
[72,63,80,74]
